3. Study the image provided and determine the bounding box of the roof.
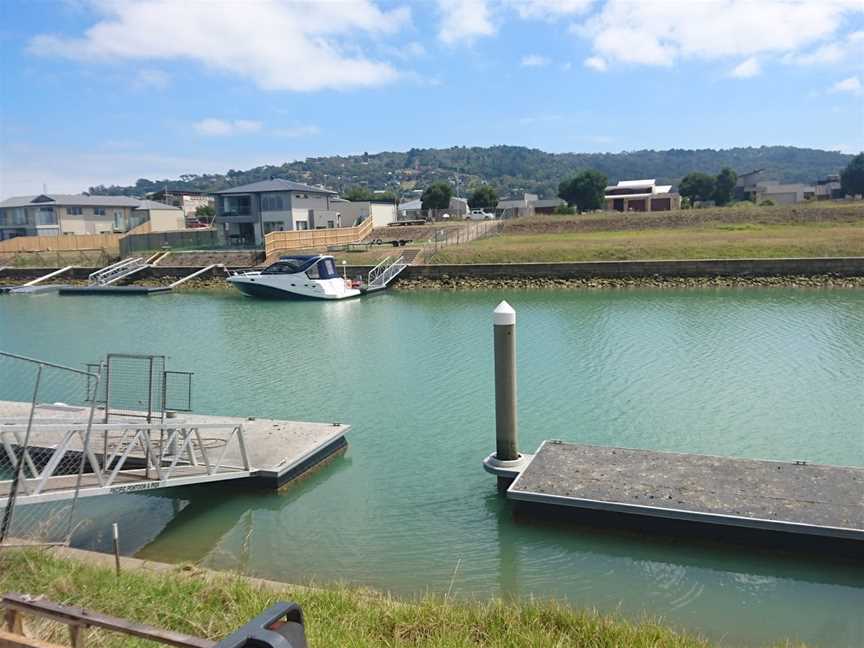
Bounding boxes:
[0,194,144,208]
[604,190,679,200]
[532,198,566,208]
[133,200,182,211]
[398,199,422,210]
[215,179,336,195]
[612,179,656,189]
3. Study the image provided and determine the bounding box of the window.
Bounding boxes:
[294,193,308,199]
[67,207,82,215]
[94,207,106,216]
[262,258,312,274]
[261,194,285,211]
[113,210,125,230]
[263,222,285,234]
[36,207,57,226]
[327,220,335,228]
[10,208,26,225]
[295,221,308,230]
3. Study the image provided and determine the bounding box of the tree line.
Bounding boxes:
[415,152,864,214]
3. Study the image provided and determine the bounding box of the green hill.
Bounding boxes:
[87,145,853,200]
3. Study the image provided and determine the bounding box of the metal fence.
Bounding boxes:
[0,351,102,547]
[422,219,502,256]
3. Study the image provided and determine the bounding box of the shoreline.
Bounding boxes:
[3,274,864,291]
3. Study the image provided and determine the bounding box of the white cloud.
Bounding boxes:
[574,0,864,68]
[583,55,607,71]
[131,68,169,91]
[193,119,263,137]
[521,54,550,67]
[729,57,761,78]
[438,0,495,44]
[272,125,321,138]
[829,76,863,95]
[506,0,593,20]
[785,30,864,65]
[28,0,410,92]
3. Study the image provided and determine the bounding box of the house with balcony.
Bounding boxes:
[605,179,680,212]
[0,194,181,240]
[214,179,341,246]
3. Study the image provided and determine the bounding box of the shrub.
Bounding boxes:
[759,199,775,207]
[553,204,575,215]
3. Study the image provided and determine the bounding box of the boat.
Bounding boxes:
[226,254,407,300]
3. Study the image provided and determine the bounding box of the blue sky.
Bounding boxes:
[1,0,862,198]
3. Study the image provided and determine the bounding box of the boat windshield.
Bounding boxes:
[262,259,311,274]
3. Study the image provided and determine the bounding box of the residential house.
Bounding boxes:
[752,182,816,204]
[214,179,341,246]
[398,196,469,220]
[734,169,765,201]
[495,193,566,218]
[605,180,681,212]
[330,198,397,228]
[815,175,843,200]
[0,194,182,240]
[148,189,215,221]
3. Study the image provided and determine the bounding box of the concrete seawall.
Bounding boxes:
[2,257,864,284]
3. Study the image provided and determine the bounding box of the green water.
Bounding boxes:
[1,288,863,646]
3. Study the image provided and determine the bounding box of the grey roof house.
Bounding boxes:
[214,179,340,246]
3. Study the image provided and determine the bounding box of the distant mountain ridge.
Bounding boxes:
[87,145,853,200]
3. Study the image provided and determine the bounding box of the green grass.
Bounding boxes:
[0,548,747,648]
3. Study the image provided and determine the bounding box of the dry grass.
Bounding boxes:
[429,204,864,264]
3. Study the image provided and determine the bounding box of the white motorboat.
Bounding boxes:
[227,254,406,300]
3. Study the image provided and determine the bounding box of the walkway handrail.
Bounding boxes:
[1,421,249,505]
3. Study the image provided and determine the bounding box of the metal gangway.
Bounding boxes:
[87,251,168,287]
[0,417,251,507]
[364,255,408,292]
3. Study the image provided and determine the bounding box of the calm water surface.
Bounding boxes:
[1,288,863,647]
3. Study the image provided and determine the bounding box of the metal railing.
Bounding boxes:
[1,420,250,507]
[88,257,148,286]
[367,255,407,289]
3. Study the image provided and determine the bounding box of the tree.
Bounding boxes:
[841,152,864,196]
[558,170,607,211]
[713,167,738,206]
[468,185,498,210]
[344,186,374,201]
[679,172,716,204]
[195,204,215,220]
[421,182,453,210]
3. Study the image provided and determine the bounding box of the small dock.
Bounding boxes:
[58,286,172,295]
[483,301,864,553]
[505,441,864,543]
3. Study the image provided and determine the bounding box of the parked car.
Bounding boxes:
[466,209,495,220]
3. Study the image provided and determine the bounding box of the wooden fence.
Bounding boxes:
[264,218,373,259]
[0,233,122,255]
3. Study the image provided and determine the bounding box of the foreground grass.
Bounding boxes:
[0,549,725,648]
[429,222,864,264]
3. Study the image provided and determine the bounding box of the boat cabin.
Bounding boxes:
[263,255,341,280]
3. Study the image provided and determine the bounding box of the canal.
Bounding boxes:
[1,287,862,646]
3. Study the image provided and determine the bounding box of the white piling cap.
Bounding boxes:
[493,300,516,326]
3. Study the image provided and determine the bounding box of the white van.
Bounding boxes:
[466,208,495,220]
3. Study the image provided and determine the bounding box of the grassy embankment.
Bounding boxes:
[0,548,740,648]
[428,203,864,264]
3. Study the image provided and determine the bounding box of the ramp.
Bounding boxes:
[364,255,408,292]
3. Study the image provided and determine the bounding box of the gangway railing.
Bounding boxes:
[366,255,407,291]
[0,420,250,506]
[88,257,149,286]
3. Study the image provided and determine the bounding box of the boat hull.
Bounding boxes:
[228,276,361,300]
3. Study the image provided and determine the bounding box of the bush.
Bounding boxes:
[553,204,575,215]
[759,199,775,207]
